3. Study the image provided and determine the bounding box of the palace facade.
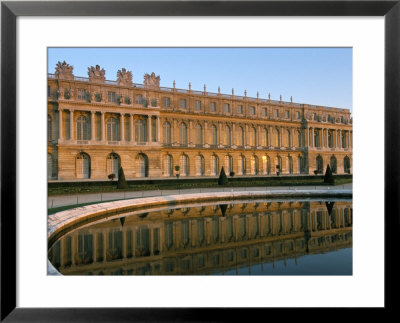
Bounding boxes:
[48,61,353,180]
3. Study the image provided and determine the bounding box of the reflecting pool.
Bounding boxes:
[48,199,352,275]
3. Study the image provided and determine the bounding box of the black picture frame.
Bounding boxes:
[1,1,399,321]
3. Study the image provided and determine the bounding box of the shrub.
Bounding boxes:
[117,167,129,189]
[108,173,116,181]
[324,164,335,185]
[229,171,235,177]
[218,166,228,185]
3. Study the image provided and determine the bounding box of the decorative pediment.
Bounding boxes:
[117,68,133,86]
[88,65,105,83]
[144,72,160,90]
[54,61,74,80]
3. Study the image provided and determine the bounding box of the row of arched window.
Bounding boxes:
[162,122,302,148]
[162,154,301,177]
[48,152,351,180]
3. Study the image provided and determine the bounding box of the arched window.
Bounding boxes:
[163,122,171,145]
[287,156,293,174]
[344,156,351,174]
[263,128,269,147]
[316,155,323,174]
[342,131,347,148]
[328,130,334,148]
[238,155,246,175]
[286,129,291,147]
[107,153,120,178]
[179,123,188,146]
[180,154,189,176]
[297,130,302,148]
[275,128,280,147]
[163,154,173,177]
[195,124,203,146]
[224,155,233,174]
[275,156,282,174]
[195,155,205,176]
[76,152,90,179]
[211,154,219,176]
[225,125,231,146]
[330,156,337,174]
[237,126,244,147]
[298,156,303,174]
[48,115,52,141]
[77,115,89,140]
[136,153,149,177]
[250,127,257,147]
[210,124,218,146]
[250,155,258,175]
[135,119,147,143]
[314,130,320,147]
[262,155,270,175]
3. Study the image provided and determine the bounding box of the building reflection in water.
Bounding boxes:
[48,200,352,275]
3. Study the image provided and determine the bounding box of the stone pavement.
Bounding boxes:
[48,183,352,209]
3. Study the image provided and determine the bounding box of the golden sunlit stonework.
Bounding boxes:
[48,62,352,180]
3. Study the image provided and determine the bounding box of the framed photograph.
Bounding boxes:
[2,1,399,321]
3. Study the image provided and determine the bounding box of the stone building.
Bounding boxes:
[48,62,353,180]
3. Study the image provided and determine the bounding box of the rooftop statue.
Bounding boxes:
[54,61,74,80]
[88,65,106,83]
[144,72,160,90]
[117,68,133,86]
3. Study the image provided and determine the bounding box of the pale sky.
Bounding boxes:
[48,47,352,112]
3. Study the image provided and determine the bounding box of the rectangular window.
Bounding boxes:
[262,108,267,117]
[250,106,256,115]
[163,97,170,107]
[179,99,187,109]
[224,103,230,113]
[108,91,116,103]
[209,102,216,112]
[295,111,300,119]
[48,86,51,97]
[285,110,290,118]
[77,89,87,100]
[195,100,202,110]
[135,94,143,104]
[237,105,243,114]
[274,109,279,118]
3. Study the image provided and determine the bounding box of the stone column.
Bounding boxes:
[306,127,309,148]
[101,112,105,141]
[232,123,236,146]
[58,109,63,140]
[130,114,134,143]
[120,114,125,142]
[157,116,160,142]
[70,110,74,140]
[219,122,222,145]
[204,121,208,145]
[148,116,152,143]
[91,111,96,141]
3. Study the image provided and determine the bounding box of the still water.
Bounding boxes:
[48,199,352,275]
